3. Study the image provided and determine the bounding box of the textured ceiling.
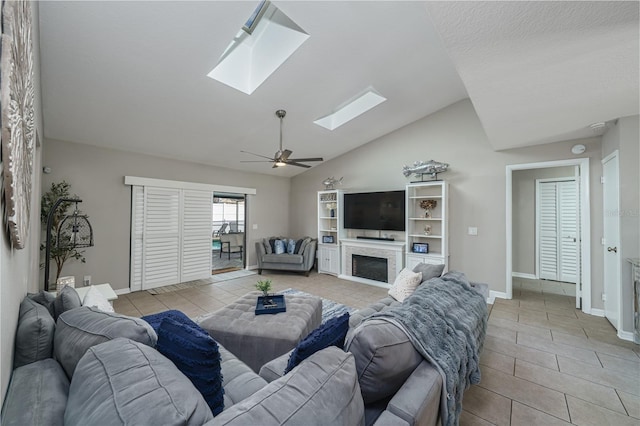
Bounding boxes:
[425,1,640,150]
[38,2,639,177]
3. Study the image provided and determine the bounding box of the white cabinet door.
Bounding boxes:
[318,245,339,275]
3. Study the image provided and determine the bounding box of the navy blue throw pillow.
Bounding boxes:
[294,238,304,254]
[285,313,350,374]
[156,316,225,416]
[141,310,207,335]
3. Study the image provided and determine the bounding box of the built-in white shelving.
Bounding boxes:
[405,181,449,271]
[317,190,343,275]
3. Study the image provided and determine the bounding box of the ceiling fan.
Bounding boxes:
[241,109,323,168]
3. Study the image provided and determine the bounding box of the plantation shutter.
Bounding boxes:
[130,186,213,290]
[130,186,144,292]
[181,190,213,281]
[538,182,558,280]
[143,187,181,289]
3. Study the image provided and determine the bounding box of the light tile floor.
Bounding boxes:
[113,272,640,425]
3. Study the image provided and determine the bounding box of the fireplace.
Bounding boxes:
[352,254,388,283]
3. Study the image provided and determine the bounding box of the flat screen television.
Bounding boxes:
[343,190,405,231]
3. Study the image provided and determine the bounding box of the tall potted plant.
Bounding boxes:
[40,181,86,285]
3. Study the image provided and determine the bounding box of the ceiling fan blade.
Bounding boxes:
[286,157,324,162]
[287,162,312,168]
[240,160,274,163]
[281,149,293,161]
[240,150,275,161]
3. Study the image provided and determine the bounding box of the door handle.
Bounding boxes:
[607,247,618,253]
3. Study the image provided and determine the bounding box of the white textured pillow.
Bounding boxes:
[83,286,115,313]
[388,268,422,302]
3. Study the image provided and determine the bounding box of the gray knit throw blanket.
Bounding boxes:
[370,271,488,426]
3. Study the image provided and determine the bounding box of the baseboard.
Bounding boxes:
[589,308,605,317]
[247,264,259,271]
[115,288,131,295]
[488,290,508,305]
[618,330,636,342]
[512,272,537,280]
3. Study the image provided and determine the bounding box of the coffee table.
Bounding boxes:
[200,291,322,372]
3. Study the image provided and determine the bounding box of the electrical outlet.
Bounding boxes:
[252,224,258,230]
[601,293,606,302]
[468,227,478,236]
[83,275,91,287]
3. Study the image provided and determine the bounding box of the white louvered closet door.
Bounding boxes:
[143,187,181,289]
[181,190,213,282]
[538,182,558,280]
[557,180,579,284]
[536,179,579,284]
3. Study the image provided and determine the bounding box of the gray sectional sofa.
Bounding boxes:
[1,299,364,426]
[259,279,489,426]
[2,272,488,426]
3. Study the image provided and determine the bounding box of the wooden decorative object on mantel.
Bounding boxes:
[1,0,36,249]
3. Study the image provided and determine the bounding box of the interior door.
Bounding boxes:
[557,180,579,285]
[537,179,579,284]
[602,152,620,330]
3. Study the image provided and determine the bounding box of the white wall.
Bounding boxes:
[601,115,640,333]
[41,139,292,292]
[512,166,576,276]
[290,100,605,306]
[1,1,43,402]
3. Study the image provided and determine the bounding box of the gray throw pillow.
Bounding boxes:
[28,290,56,318]
[14,297,55,368]
[413,263,445,283]
[298,237,312,254]
[344,318,423,403]
[65,338,213,426]
[262,238,272,254]
[54,306,157,378]
[53,285,82,320]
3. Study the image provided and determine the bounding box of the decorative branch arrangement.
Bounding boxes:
[419,199,437,218]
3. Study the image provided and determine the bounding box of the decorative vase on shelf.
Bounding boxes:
[419,199,437,219]
[330,209,335,217]
[424,225,432,235]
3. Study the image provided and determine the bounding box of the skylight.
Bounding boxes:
[207,2,309,95]
[314,90,387,131]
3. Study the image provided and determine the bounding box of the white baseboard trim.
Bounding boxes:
[115,288,131,295]
[618,330,636,342]
[488,290,509,305]
[589,308,605,317]
[246,264,259,271]
[512,272,537,280]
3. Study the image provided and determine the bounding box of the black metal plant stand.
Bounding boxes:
[44,198,93,291]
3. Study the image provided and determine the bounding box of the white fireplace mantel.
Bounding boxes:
[339,238,405,288]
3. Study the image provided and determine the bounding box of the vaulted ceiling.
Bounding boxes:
[38,1,639,177]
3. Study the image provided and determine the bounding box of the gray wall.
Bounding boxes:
[290,100,605,306]
[41,139,292,292]
[1,2,43,402]
[512,166,576,276]
[601,115,640,333]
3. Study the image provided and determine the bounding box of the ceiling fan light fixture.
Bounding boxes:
[274,160,286,167]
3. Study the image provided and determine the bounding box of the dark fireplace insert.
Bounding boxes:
[352,254,388,283]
